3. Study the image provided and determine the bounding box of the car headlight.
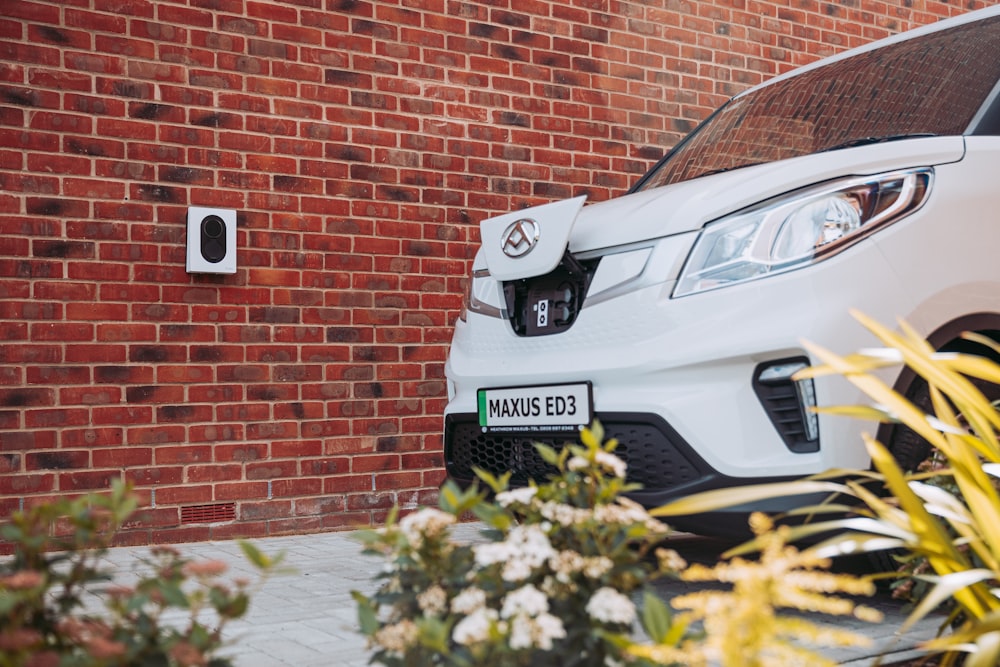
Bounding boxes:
[460,267,503,322]
[673,168,932,297]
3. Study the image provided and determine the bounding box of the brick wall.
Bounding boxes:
[1,0,995,547]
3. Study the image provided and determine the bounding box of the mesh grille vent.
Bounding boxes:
[446,413,708,490]
[181,502,236,524]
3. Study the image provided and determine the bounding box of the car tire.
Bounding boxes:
[861,377,934,575]
[886,375,935,474]
[873,359,1000,573]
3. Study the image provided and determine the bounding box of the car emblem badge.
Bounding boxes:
[501,219,540,258]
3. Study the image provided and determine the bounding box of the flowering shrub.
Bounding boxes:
[0,480,278,667]
[352,422,678,666]
[353,423,879,666]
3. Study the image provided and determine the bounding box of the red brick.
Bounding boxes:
[215,481,268,501]
[64,344,127,363]
[215,442,267,462]
[0,473,55,494]
[189,422,244,443]
[123,506,180,530]
[91,406,153,426]
[373,471,424,491]
[294,495,345,516]
[155,484,213,505]
[188,383,244,403]
[246,459,298,479]
[61,427,124,448]
[187,464,243,482]
[324,475,371,494]
[151,525,212,544]
[241,500,293,521]
[92,447,152,467]
[297,454,345,475]
[125,465,184,486]
[59,469,116,491]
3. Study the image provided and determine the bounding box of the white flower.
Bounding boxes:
[657,547,687,573]
[592,497,666,534]
[398,507,455,548]
[567,452,627,478]
[508,614,534,650]
[586,587,637,626]
[473,540,509,567]
[549,550,584,583]
[373,619,419,654]
[582,556,614,579]
[452,607,498,645]
[499,584,565,650]
[508,612,566,650]
[539,501,588,527]
[496,486,538,507]
[417,585,448,617]
[594,450,627,478]
[533,613,566,649]
[450,586,486,614]
[473,525,556,582]
[501,584,549,619]
[502,558,533,582]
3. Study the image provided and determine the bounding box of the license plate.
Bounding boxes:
[477,382,592,432]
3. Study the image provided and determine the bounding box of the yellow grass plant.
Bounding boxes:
[655,310,1000,666]
[629,512,880,667]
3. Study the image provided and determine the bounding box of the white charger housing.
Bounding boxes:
[186,207,237,274]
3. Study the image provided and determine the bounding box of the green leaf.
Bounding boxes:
[417,616,451,653]
[352,590,381,636]
[472,468,507,495]
[238,540,280,571]
[0,591,23,615]
[158,582,190,608]
[535,443,561,466]
[640,590,674,644]
[439,481,461,514]
[472,502,513,532]
[223,592,250,618]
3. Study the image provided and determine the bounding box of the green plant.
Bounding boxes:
[0,479,279,667]
[353,422,879,666]
[353,422,678,667]
[655,310,1000,667]
[628,512,881,667]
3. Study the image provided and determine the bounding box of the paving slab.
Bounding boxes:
[85,525,945,666]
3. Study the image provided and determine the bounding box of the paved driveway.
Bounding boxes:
[93,525,942,666]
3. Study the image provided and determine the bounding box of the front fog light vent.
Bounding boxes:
[753,357,819,453]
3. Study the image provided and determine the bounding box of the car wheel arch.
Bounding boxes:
[875,311,1000,469]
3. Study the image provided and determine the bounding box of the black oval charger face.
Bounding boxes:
[200,215,226,263]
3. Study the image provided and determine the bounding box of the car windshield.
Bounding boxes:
[636,15,1000,191]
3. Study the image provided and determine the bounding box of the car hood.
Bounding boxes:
[479,137,964,280]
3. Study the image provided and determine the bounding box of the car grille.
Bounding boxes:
[445,413,711,491]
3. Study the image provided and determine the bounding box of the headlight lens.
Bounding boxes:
[461,268,503,321]
[673,168,932,297]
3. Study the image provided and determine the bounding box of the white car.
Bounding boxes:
[443,7,1000,534]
